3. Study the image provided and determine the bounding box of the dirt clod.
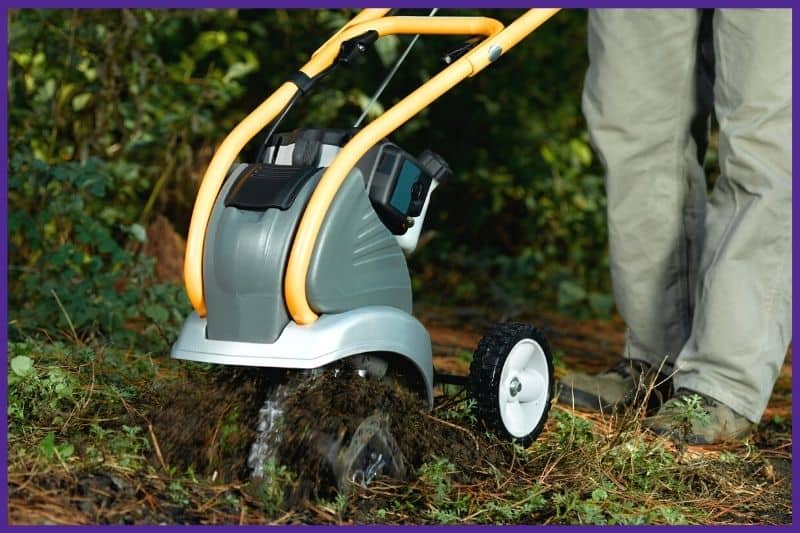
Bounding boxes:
[149,366,283,481]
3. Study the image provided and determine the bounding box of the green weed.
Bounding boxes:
[168,480,192,507]
[419,457,458,508]
[250,458,294,515]
[551,408,595,449]
[8,350,79,425]
[439,398,477,426]
[665,393,712,457]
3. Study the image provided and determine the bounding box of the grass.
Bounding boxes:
[6,335,792,525]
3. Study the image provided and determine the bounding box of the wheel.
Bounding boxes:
[468,322,554,447]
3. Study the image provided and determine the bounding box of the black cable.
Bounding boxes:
[254,90,301,164]
[254,66,337,164]
[253,27,383,163]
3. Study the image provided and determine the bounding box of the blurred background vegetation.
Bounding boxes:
[8,8,612,347]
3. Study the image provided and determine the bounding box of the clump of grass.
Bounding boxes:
[7,340,163,477]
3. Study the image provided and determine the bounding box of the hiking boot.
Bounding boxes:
[557,358,671,413]
[643,388,754,445]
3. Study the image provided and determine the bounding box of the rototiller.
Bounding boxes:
[172,7,560,486]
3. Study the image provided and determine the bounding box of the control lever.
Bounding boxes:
[442,37,481,65]
[338,31,379,66]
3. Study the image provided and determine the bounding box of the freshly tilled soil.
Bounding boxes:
[149,364,504,501]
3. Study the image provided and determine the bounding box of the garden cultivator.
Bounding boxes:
[172,8,560,490]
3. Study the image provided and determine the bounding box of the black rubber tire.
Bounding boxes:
[467,322,554,448]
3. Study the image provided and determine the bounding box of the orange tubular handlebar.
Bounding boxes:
[285,9,560,324]
[183,8,560,320]
[302,16,504,78]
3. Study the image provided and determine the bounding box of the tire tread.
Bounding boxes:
[467,322,554,447]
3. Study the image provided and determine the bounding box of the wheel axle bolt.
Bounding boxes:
[509,376,522,397]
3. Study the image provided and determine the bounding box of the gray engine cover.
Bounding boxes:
[203,165,412,343]
[203,164,320,343]
[307,170,412,314]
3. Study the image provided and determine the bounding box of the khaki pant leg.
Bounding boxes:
[582,9,708,368]
[674,9,792,423]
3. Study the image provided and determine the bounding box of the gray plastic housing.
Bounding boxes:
[203,164,317,343]
[203,164,412,343]
[176,154,432,405]
[308,168,412,314]
[171,306,434,406]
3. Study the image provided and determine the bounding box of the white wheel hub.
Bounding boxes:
[498,338,550,438]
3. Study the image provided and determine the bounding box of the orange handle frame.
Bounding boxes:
[184,8,560,321]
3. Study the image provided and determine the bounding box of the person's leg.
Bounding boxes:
[672,8,792,424]
[560,9,710,410]
[584,9,708,369]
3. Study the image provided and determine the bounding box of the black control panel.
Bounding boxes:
[360,143,431,234]
[248,128,451,235]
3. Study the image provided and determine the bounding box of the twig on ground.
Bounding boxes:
[51,289,81,345]
[148,423,168,473]
[425,413,480,451]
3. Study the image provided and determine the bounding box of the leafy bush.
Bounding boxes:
[7,153,188,347]
[8,9,385,223]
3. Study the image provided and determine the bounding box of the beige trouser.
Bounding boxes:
[582,9,792,422]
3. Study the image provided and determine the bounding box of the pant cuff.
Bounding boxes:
[674,375,763,423]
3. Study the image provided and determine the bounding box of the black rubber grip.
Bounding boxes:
[290,71,314,94]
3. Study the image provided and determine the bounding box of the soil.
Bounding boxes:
[148,362,507,501]
[148,366,282,481]
[8,304,792,524]
[146,306,794,524]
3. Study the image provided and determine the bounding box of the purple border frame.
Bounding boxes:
[1,1,796,529]
[1,1,799,8]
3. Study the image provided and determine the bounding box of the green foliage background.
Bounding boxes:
[8,8,610,345]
